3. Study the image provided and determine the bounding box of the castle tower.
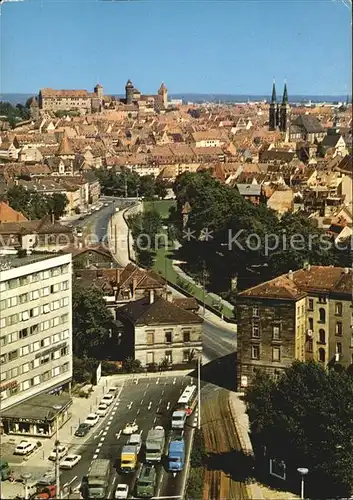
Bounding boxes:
[125,80,134,105]
[279,82,289,132]
[29,97,39,120]
[158,82,168,107]
[94,83,104,99]
[269,81,277,131]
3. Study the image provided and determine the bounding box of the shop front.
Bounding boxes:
[1,393,72,438]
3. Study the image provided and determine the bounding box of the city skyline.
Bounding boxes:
[0,0,351,95]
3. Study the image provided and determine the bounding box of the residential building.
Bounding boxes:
[38,84,104,114]
[115,290,203,367]
[0,202,27,224]
[237,265,353,389]
[0,253,72,436]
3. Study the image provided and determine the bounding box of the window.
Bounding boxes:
[19,276,29,286]
[53,316,60,327]
[61,346,68,356]
[19,293,28,305]
[272,347,281,362]
[21,311,30,321]
[42,270,50,280]
[22,363,30,373]
[318,296,327,304]
[30,290,39,300]
[42,321,50,331]
[308,318,314,330]
[8,296,18,307]
[7,314,18,326]
[0,336,6,347]
[21,380,30,391]
[42,371,51,382]
[252,306,259,317]
[41,287,50,297]
[319,329,326,344]
[272,326,280,340]
[183,331,190,343]
[40,354,50,365]
[0,354,7,364]
[30,307,39,318]
[318,348,325,362]
[9,278,19,289]
[41,337,50,348]
[8,332,18,343]
[32,341,40,352]
[53,333,61,343]
[251,345,260,360]
[319,308,326,323]
[183,350,190,362]
[61,281,69,291]
[21,345,30,356]
[33,375,40,386]
[0,317,5,329]
[252,322,260,338]
[146,331,154,345]
[62,329,70,340]
[1,371,7,382]
[43,304,51,314]
[307,339,313,352]
[0,299,6,310]
[51,267,61,277]
[62,362,69,373]
[10,367,18,378]
[52,300,60,311]
[335,303,342,316]
[52,366,60,377]
[308,299,314,310]
[8,350,18,362]
[19,328,29,339]
[62,297,69,307]
[60,314,69,324]
[30,324,39,335]
[147,352,154,364]
[336,322,343,336]
[336,342,342,354]
[165,332,172,344]
[32,273,40,283]
[165,351,173,363]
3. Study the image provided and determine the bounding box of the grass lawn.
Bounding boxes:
[153,244,234,319]
[143,200,176,219]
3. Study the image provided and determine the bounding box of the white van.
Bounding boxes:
[127,433,142,453]
[171,411,187,430]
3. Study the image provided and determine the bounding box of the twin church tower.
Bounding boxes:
[269,81,289,132]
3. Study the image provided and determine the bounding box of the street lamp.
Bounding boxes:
[297,467,309,500]
[21,472,32,500]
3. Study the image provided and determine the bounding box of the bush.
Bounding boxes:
[190,429,205,467]
[77,390,89,398]
[186,468,203,499]
[101,360,122,376]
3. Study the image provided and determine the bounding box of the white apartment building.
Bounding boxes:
[0,253,73,436]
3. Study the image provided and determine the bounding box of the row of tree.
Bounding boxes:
[0,101,31,128]
[96,169,168,199]
[127,210,164,267]
[4,185,68,220]
[171,171,351,296]
[245,361,353,498]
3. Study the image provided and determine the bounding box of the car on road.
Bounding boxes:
[101,394,115,406]
[122,421,139,435]
[107,386,119,396]
[127,433,142,454]
[60,454,82,470]
[104,203,109,207]
[14,440,37,456]
[74,423,91,437]
[48,445,68,461]
[36,471,56,487]
[115,484,129,499]
[84,413,100,427]
[96,403,108,417]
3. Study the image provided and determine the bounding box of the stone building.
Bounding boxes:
[38,84,104,114]
[237,265,353,389]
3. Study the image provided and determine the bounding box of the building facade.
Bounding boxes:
[38,85,104,113]
[237,266,353,389]
[0,253,73,434]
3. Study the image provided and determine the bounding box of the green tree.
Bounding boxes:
[245,362,353,498]
[155,178,168,199]
[48,193,69,219]
[72,284,115,359]
[139,175,155,199]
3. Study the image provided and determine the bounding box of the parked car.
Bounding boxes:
[115,484,129,499]
[48,445,68,461]
[101,394,114,406]
[84,413,99,427]
[74,423,91,437]
[14,441,37,456]
[122,421,139,435]
[60,454,82,470]
[127,433,142,454]
[96,403,108,417]
[36,471,56,487]
[107,386,119,396]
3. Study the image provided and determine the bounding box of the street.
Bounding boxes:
[59,375,198,499]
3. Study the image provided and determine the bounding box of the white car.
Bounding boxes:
[14,440,36,456]
[48,445,68,461]
[96,403,108,417]
[60,454,82,470]
[84,413,99,427]
[101,394,114,406]
[122,421,139,435]
[115,484,129,499]
[107,386,119,396]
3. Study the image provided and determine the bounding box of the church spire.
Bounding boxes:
[271,80,277,103]
[282,82,288,104]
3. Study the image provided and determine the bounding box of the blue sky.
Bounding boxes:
[0,0,351,95]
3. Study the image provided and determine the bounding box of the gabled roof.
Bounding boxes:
[292,115,324,134]
[57,133,74,156]
[117,295,203,326]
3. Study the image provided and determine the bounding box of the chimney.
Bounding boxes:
[149,289,155,304]
[288,270,293,280]
[166,291,173,302]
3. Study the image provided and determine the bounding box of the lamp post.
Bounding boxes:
[196,351,202,430]
[21,472,32,500]
[297,467,309,500]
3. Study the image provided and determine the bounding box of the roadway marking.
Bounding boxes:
[159,398,162,404]
[116,430,121,440]
[143,391,147,397]
[109,417,113,422]
[153,417,157,424]
[167,402,170,410]
[147,383,150,388]
[97,443,102,448]
[141,399,144,405]
[148,402,152,410]
[136,409,140,415]
[93,454,98,459]
[100,436,105,442]
[161,390,165,396]
[112,411,116,416]
[105,426,110,431]
[157,407,160,413]
[156,378,160,384]
[173,378,176,384]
